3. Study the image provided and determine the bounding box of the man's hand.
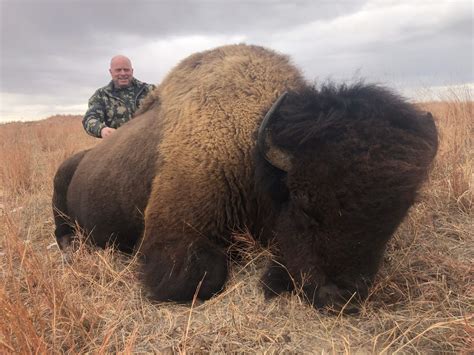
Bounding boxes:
[100,127,116,138]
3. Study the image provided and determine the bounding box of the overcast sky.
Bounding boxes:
[0,0,472,122]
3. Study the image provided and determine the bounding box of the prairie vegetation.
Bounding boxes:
[0,94,472,353]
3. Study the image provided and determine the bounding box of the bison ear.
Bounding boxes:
[258,92,293,172]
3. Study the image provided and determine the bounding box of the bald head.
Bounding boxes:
[110,55,132,68]
[109,55,134,88]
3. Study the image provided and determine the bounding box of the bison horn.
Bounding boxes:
[257,92,293,172]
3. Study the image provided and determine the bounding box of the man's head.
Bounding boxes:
[109,55,134,88]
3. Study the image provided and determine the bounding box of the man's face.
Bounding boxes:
[109,57,134,88]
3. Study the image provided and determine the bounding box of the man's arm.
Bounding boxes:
[82,91,107,138]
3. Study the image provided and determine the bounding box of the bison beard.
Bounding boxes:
[52,44,438,313]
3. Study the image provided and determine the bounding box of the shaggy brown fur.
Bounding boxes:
[256,85,438,309]
[53,44,438,311]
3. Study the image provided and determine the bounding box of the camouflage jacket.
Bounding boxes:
[82,78,155,138]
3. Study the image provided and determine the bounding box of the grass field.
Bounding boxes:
[0,94,472,353]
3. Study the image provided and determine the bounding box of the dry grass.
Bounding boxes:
[0,96,472,353]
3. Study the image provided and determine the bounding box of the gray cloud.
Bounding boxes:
[0,1,365,92]
[0,0,472,121]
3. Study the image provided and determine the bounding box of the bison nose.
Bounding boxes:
[304,282,363,314]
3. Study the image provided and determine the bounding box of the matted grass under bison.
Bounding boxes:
[1,94,472,353]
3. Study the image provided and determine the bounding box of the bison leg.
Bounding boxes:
[140,232,228,302]
[52,149,89,250]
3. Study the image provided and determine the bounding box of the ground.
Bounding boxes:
[0,95,472,353]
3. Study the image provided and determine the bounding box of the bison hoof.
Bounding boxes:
[57,233,81,252]
[56,234,80,264]
[260,259,294,298]
[142,240,228,303]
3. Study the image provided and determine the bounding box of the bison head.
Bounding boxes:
[258,83,438,312]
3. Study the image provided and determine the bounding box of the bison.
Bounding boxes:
[53,44,438,311]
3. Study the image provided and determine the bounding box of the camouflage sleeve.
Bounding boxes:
[82,91,107,138]
[144,83,156,97]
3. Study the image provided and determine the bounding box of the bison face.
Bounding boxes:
[258,86,438,312]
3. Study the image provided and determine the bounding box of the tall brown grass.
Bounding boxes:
[0,98,472,353]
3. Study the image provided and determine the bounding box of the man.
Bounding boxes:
[83,55,155,138]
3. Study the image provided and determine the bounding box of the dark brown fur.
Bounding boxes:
[54,104,162,253]
[53,44,438,311]
[256,85,438,309]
